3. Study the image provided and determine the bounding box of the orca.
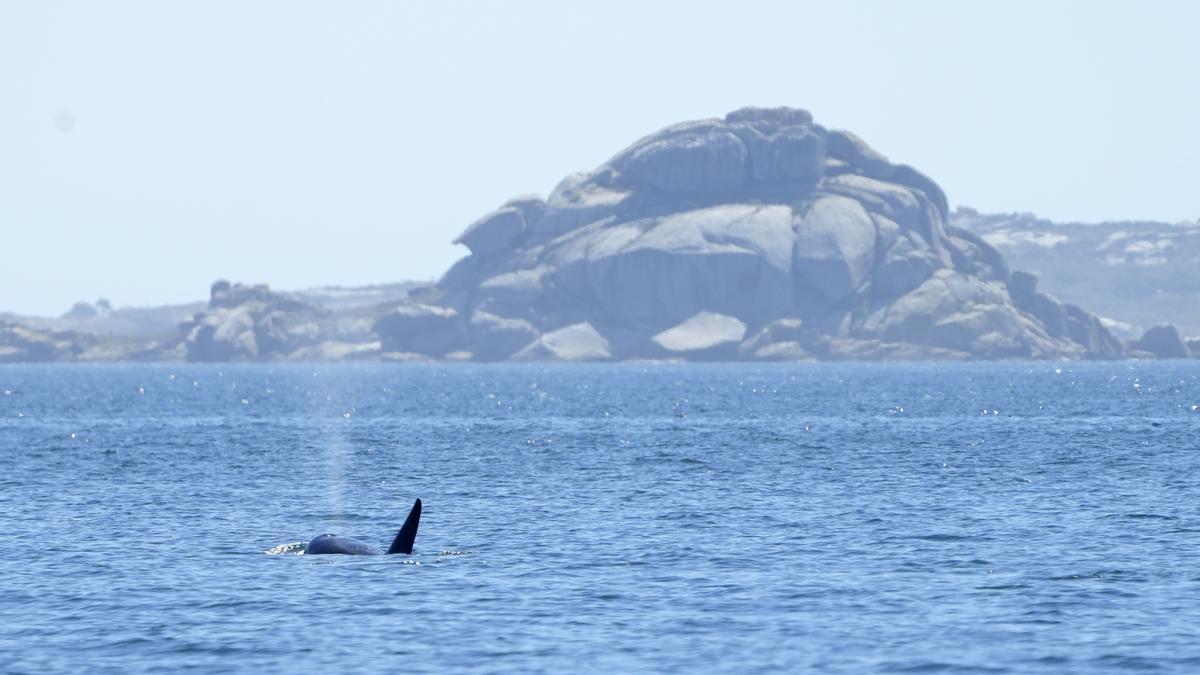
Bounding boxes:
[304,498,422,555]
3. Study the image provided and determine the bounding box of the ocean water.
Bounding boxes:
[1,362,1199,673]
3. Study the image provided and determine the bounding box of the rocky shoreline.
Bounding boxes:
[4,107,1197,363]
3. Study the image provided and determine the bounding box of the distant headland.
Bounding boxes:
[3,107,1197,362]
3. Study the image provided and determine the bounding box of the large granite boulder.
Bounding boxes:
[1131,324,1192,359]
[652,311,746,360]
[181,282,337,361]
[794,195,877,303]
[62,302,99,320]
[1003,271,1123,358]
[512,322,610,361]
[615,124,750,194]
[468,310,539,361]
[374,303,462,358]
[453,195,546,257]
[738,319,813,360]
[418,106,1124,361]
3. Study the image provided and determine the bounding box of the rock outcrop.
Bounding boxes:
[8,109,1187,363]
[512,322,611,362]
[652,312,746,360]
[0,283,424,362]
[1003,271,1123,358]
[422,107,1123,361]
[953,208,1200,337]
[0,323,91,362]
[374,303,461,359]
[1130,324,1192,359]
[181,281,379,361]
[0,321,179,362]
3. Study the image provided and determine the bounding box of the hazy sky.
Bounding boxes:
[3,1,1198,315]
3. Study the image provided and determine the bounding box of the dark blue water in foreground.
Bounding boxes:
[2,363,1199,673]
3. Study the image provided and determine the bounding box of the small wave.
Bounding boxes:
[166,643,247,656]
[1044,569,1144,583]
[881,661,1007,673]
[1092,654,1166,670]
[109,636,158,647]
[908,533,972,542]
[264,541,307,555]
[1120,512,1178,520]
[198,599,271,610]
[633,453,709,467]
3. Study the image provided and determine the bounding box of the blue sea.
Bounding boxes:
[2,362,1199,673]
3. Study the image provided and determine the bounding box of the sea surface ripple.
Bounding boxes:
[1,362,1199,673]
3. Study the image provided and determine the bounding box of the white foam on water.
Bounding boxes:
[264,542,307,555]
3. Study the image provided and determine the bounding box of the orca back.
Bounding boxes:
[302,498,421,555]
[305,534,379,555]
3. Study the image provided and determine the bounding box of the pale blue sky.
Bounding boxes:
[2,1,1197,315]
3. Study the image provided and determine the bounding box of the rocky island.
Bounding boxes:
[3,107,1196,362]
[392,106,1125,361]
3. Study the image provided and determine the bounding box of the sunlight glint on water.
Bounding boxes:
[1,362,1198,673]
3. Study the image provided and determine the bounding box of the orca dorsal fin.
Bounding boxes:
[386,498,422,554]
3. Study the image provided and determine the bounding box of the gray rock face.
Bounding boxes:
[1004,270,1123,358]
[953,208,1200,336]
[739,318,811,360]
[0,319,180,363]
[652,311,746,360]
[746,124,825,185]
[794,195,876,302]
[616,126,749,194]
[454,198,536,257]
[0,322,90,362]
[5,301,203,340]
[1131,324,1192,359]
[573,204,797,327]
[825,129,892,178]
[468,310,538,361]
[62,302,99,320]
[512,322,610,361]
[374,303,461,358]
[432,107,1124,361]
[0,281,418,363]
[181,282,340,361]
[857,271,1056,358]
